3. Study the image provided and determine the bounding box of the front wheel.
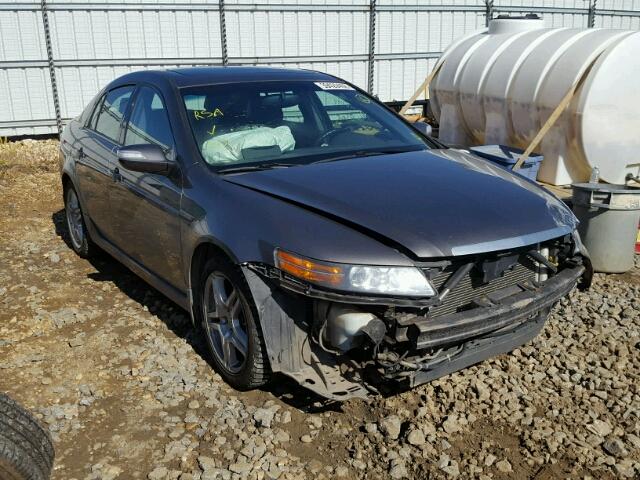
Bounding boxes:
[196,256,270,390]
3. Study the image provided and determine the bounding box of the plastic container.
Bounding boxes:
[430,18,640,186]
[470,145,542,181]
[572,183,640,273]
[325,306,377,352]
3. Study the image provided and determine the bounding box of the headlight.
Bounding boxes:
[274,249,436,297]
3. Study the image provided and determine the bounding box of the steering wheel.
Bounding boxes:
[315,126,353,147]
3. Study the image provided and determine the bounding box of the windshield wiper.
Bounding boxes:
[216,162,296,175]
[217,147,424,172]
[310,147,422,165]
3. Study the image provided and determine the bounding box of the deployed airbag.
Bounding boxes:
[201,126,295,164]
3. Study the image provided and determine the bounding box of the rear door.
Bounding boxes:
[110,85,185,290]
[76,85,135,241]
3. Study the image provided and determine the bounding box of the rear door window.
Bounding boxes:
[93,86,135,142]
[87,96,103,130]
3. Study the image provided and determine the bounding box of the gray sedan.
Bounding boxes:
[59,67,591,400]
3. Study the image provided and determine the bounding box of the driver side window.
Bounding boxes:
[124,86,174,149]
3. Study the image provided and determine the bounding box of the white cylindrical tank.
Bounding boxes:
[430,17,640,185]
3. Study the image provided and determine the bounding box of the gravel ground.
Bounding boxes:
[0,140,638,480]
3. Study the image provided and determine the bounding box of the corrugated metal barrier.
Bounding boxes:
[1,0,639,136]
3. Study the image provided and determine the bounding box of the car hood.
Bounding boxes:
[223,149,577,258]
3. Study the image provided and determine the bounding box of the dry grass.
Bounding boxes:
[0,139,60,179]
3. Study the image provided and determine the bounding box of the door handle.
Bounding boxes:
[112,167,122,183]
[77,147,85,159]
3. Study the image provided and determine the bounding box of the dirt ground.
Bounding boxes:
[0,140,638,480]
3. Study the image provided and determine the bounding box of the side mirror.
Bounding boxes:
[117,144,173,174]
[412,121,433,137]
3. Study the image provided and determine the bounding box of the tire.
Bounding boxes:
[195,255,271,390]
[63,184,96,258]
[0,394,54,480]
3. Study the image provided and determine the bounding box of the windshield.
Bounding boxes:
[181,80,431,170]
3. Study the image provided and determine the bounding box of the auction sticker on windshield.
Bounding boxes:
[315,82,355,90]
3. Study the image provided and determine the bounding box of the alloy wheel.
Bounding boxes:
[202,272,249,374]
[65,188,84,250]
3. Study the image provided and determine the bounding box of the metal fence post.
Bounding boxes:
[219,0,229,65]
[40,0,63,137]
[485,0,494,27]
[588,0,597,28]
[367,0,376,94]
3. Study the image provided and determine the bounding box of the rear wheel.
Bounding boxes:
[0,393,55,480]
[196,256,270,390]
[64,185,96,258]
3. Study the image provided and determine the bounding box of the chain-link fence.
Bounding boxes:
[1,0,639,136]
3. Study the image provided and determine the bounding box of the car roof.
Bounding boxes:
[112,66,341,89]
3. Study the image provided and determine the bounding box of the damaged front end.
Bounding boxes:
[243,234,591,401]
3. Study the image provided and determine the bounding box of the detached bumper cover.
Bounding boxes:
[407,264,584,350]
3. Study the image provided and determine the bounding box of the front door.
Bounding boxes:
[109,85,185,290]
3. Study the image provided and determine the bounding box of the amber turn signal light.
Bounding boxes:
[275,250,344,286]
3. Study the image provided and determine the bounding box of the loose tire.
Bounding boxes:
[0,393,54,480]
[196,255,270,390]
[64,185,96,258]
